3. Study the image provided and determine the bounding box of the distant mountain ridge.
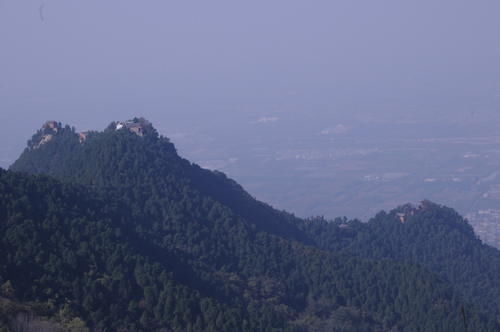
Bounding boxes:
[3,118,499,331]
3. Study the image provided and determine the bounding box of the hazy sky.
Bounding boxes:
[1,0,500,167]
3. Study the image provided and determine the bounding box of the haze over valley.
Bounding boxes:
[1,2,500,329]
[2,2,499,249]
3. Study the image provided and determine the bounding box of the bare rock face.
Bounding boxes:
[29,121,63,150]
[42,121,60,131]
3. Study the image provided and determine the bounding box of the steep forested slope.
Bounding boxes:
[12,120,306,243]
[4,169,495,330]
[6,119,500,331]
[0,169,249,331]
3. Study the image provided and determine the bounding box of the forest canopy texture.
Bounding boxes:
[1,119,499,331]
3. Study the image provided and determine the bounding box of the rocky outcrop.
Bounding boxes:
[29,121,62,150]
[112,117,153,137]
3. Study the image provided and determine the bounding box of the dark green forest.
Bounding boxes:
[1,119,499,331]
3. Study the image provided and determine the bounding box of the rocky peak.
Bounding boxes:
[42,121,62,132]
[394,203,420,223]
[111,117,153,137]
[28,117,156,151]
[394,200,436,223]
[29,121,63,149]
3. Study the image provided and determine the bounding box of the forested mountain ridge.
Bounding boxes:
[4,118,500,331]
[12,119,307,243]
[4,164,491,330]
[300,201,500,320]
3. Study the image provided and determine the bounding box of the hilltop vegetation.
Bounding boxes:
[2,119,499,331]
[301,201,500,320]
